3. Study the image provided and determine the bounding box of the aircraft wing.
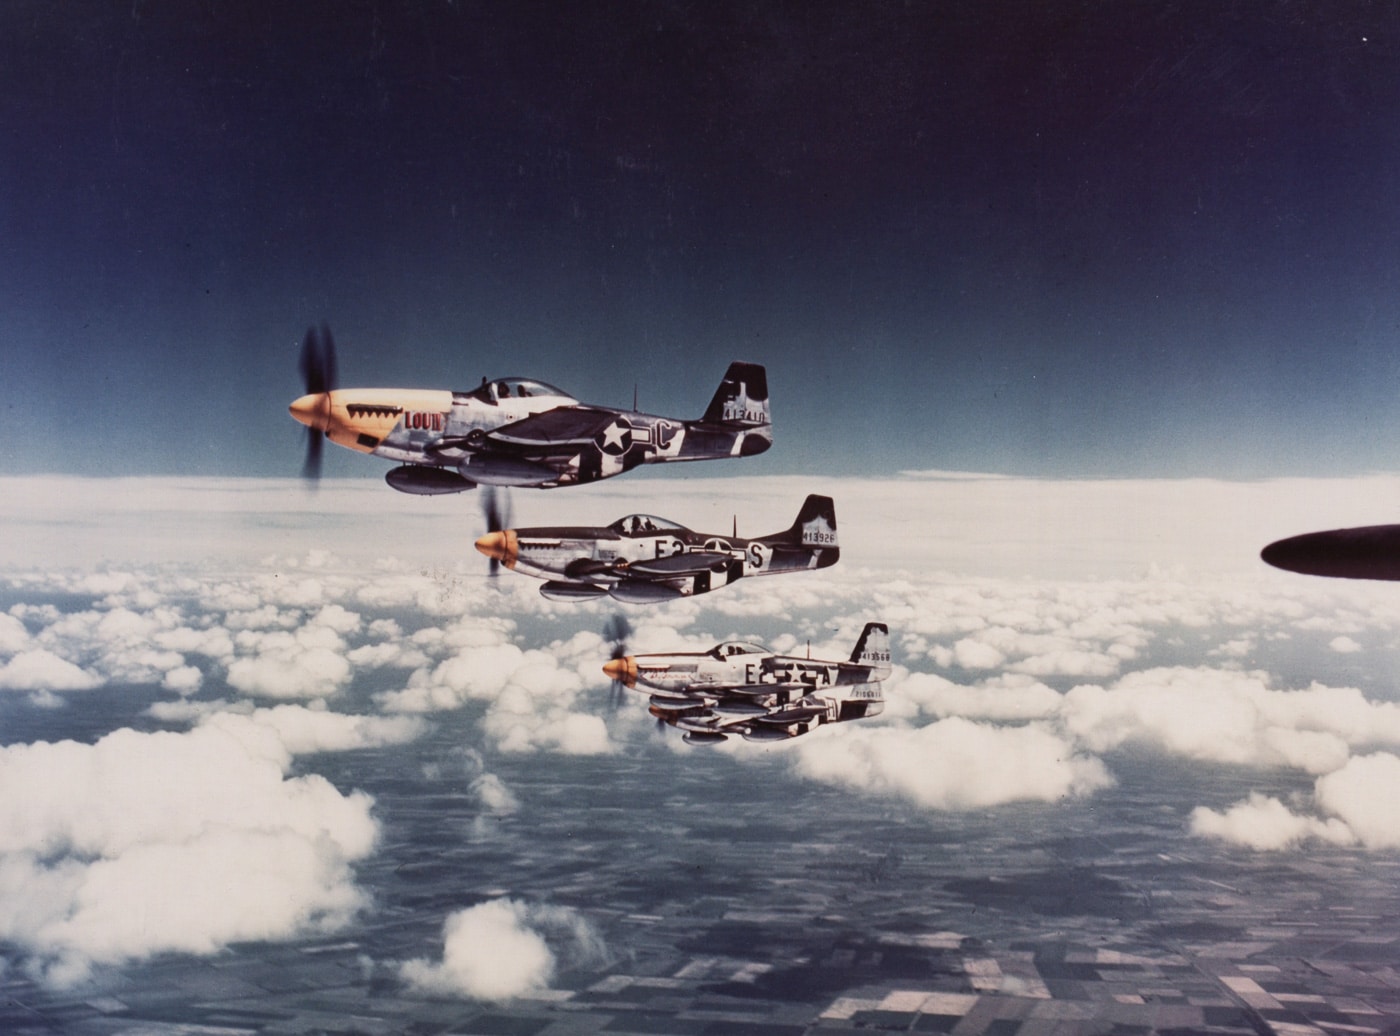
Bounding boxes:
[484,407,620,454]
[754,702,829,725]
[674,704,766,733]
[698,682,807,696]
[626,551,735,578]
[675,700,827,738]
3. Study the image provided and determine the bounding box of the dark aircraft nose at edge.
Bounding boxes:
[1262,524,1400,581]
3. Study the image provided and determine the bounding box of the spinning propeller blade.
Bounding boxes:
[296,324,339,483]
[602,614,633,710]
[481,486,513,577]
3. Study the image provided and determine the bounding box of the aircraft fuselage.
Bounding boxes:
[289,365,772,491]
[476,495,839,603]
[602,623,892,743]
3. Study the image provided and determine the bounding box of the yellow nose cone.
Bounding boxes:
[289,393,330,431]
[602,656,636,688]
[475,530,518,568]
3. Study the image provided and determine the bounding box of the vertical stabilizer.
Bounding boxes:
[755,494,839,572]
[776,494,837,549]
[848,622,892,679]
[701,362,770,428]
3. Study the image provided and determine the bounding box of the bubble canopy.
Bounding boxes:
[463,378,574,402]
[709,642,768,658]
[608,515,686,535]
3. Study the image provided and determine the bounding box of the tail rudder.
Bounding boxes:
[849,622,892,679]
[780,493,837,550]
[754,494,839,571]
[701,362,770,429]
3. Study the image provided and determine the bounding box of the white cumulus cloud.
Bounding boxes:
[1190,793,1354,850]
[0,649,103,693]
[400,899,603,1001]
[790,717,1113,810]
[1061,668,1400,774]
[0,613,33,655]
[226,625,353,700]
[1191,754,1400,852]
[1314,753,1400,848]
[0,719,380,986]
[203,704,427,756]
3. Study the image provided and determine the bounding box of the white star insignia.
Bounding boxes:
[601,421,630,453]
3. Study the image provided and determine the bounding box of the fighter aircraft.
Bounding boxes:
[602,622,891,744]
[289,326,771,491]
[475,494,839,603]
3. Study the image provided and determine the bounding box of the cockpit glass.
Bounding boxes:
[500,378,568,398]
[607,514,684,535]
[462,378,573,402]
[711,641,767,658]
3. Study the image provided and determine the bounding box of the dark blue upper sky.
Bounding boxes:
[4,1,1400,479]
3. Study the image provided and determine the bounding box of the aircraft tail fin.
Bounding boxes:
[848,622,892,679]
[776,494,837,547]
[756,493,837,553]
[751,495,839,573]
[701,362,770,428]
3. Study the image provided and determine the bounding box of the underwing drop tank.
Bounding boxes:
[682,730,729,746]
[385,465,475,495]
[540,581,608,602]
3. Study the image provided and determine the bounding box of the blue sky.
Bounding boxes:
[4,3,1400,480]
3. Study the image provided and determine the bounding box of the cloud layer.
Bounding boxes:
[7,473,1400,991]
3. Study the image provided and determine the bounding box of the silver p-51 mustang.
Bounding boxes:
[603,622,891,744]
[475,494,839,603]
[288,326,771,491]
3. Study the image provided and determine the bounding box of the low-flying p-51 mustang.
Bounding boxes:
[475,494,839,603]
[602,622,892,744]
[288,326,771,491]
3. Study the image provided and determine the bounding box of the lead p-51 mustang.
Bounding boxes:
[475,494,839,603]
[288,327,771,491]
[603,622,891,744]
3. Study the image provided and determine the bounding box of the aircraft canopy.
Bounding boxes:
[709,641,768,658]
[466,377,573,403]
[609,514,685,535]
